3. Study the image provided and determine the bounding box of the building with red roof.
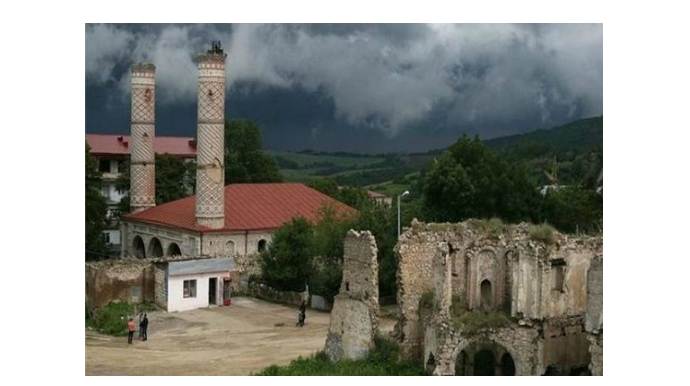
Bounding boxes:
[120,183,357,259]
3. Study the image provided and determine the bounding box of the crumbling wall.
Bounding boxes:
[588,333,603,376]
[325,230,379,361]
[154,264,167,310]
[396,222,459,358]
[541,316,590,374]
[85,259,155,307]
[586,255,603,375]
[586,256,603,333]
[396,220,603,375]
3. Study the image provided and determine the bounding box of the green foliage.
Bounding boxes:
[469,218,506,239]
[351,202,401,298]
[452,311,511,333]
[255,336,426,376]
[309,261,342,303]
[312,205,353,261]
[423,135,540,224]
[450,295,467,316]
[485,116,602,157]
[224,119,283,183]
[541,185,602,234]
[529,223,557,245]
[259,217,314,292]
[86,301,134,336]
[114,154,195,215]
[308,179,371,210]
[85,143,108,260]
[307,178,340,198]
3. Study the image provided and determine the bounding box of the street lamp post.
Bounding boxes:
[398,190,410,239]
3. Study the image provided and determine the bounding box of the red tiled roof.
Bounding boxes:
[85,134,196,157]
[123,183,358,233]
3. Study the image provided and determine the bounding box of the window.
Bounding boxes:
[258,239,268,253]
[103,232,111,244]
[183,280,197,298]
[551,260,566,292]
[99,159,110,173]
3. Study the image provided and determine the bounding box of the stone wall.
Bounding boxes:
[586,255,603,375]
[396,220,603,375]
[324,230,379,361]
[588,333,603,376]
[85,259,155,307]
[395,223,454,358]
[586,256,603,333]
[248,282,307,307]
[154,264,167,310]
[541,316,590,373]
[121,221,273,260]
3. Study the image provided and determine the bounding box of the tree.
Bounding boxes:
[423,135,540,224]
[224,119,283,183]
[86,143,108,260]
[542,185,603,234]
[114,154,195,215]
[259,217,314,292]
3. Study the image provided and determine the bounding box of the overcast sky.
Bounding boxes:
[85,23,602,153]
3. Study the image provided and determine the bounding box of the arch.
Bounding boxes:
[500,353,516,376]
[148,237,163,258]
[258,239,268,253]
[474,350,495,376]
[426,353,436,375]
[133,236,146,259]
[455,350,468,375]
[481,279,492,310]
[167,242,182,257]
[225,240,235,256]
[451,337,525,376]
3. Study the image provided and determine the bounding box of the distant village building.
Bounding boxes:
[367,190,392,206]
[85,134,197,252]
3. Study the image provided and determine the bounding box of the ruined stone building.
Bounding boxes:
[394,220,603,375]
[325,230,379,361]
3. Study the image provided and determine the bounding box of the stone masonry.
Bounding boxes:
[324,230,379,361]
[396,220,603,375]
[195,42,226,229]
[586,255,603,375]
[129,63,156,213]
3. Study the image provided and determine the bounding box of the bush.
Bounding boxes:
[87,301,134,336]
[254,336,426,375]
[452,311,511,333]
[470,218,505,239]
[86,301,155,336]
[309,262,342,303]
[529,223,557,245]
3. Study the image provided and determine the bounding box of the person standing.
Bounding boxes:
[137,312,144,339]
[127,318,136,344]
[141,314,149,341]
[298,300,307,327]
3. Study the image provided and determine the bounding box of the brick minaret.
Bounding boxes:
[195,41,226,229]
[130,63,156,213]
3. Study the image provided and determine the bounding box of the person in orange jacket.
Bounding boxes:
[127,318,136,344]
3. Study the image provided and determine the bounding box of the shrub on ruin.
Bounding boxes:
[529,223,557,245]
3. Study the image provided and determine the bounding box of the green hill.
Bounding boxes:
[484,116,603,157]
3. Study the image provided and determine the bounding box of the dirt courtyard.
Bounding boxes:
[86,297,395,376]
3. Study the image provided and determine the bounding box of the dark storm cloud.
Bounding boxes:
[85,23,602,152]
